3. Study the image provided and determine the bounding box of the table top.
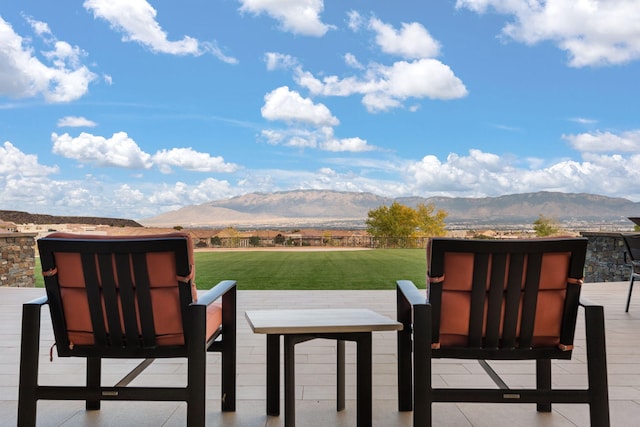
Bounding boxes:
[245,308,403,334]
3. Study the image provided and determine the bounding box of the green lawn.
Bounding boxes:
[194,249,426,290]
[34,249,426,290]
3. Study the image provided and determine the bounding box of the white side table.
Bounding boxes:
[245,308,403,427]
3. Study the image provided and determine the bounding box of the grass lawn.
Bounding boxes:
[194,249,426,290]
[34,249,426,290]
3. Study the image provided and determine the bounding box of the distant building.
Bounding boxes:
[0,221,17,232]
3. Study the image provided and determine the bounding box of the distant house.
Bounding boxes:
[0,221,18,233]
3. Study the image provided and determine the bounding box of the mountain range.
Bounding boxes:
[140,190,640,230]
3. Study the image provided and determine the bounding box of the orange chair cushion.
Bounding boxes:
[434,251,570,348]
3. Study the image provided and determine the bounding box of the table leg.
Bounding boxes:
[337,340,345,411]
[284,335,296,427]
[266,334,280,416]
[356,333,372,427]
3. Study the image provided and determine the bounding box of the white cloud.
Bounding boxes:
[296,58,468,112]
[457,0,640,67]
[261,86,339,126]
[50,131,239,174]
[2,137,240,217]
[344,53,364,69]
[264,52,298,70]
[261,127,318,149]
[261,125,374,153]
[571,117,598,125]
[0,141,238,216]
[320,137,372,152]
[0,141,64,213]
[147,178,234,210]
[238,0,332,36]
[114,183,145,203]
[267,16,465,113]
[260,87,376,152]
[84,0,237,62]
[202,41,240,64]
[347,10,363,32]
[402,146,640,200]
[0,16,96,102]
[57,116,97,127]
[152,147,238,174]
[51,132,153,169]
[24,16,52,38]
[563,130,640,153]
[0,141,59,177]
[368,18,441,59]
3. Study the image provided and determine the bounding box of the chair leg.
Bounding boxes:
[221,286,237,412]
[625,275,635,312]
[221,341,236,412]
[397,290,414,411]
[536,359,552,412]
[18,303,42,427]
[188,305,207,427]
[584,304,610,427]
[86,357,101,410]
[412,303,432,427]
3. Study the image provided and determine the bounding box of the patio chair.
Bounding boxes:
[397,237,609,427]
[621,233,640,312]
[18,232,236,427]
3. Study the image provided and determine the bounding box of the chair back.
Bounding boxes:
[426,238,587,356]
[38,233,197,358]
[622,233,640,263]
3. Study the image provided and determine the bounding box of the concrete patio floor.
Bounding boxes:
[1,281,639,426]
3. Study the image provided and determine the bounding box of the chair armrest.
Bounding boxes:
[194,280,237,307]
[397,280,427,306]
[579,297,603,309]
[396,280,428,330]
[579,296,606,340]
[23,295,48,306]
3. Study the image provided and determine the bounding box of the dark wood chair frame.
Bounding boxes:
[622,233,640,312]
[397,238,610,427]
[18,235,236,427]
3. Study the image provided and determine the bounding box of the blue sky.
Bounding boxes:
[2,1,640,220]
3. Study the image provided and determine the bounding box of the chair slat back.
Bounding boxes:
[38,233,195,358]
[427,238,587,353]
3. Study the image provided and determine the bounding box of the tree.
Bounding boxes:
[414,203,447,237]
[322,230,334,246]
[366,201,448,246]
[533,214,560,236]
[225,227,241,247]
[249,236,261,247]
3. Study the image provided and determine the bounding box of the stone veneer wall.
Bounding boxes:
[581,231,633,283]
[0,233,36,287]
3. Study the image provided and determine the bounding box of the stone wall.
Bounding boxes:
[581,231,632,283]
[0,233,36,287]
[0,231,634,286]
